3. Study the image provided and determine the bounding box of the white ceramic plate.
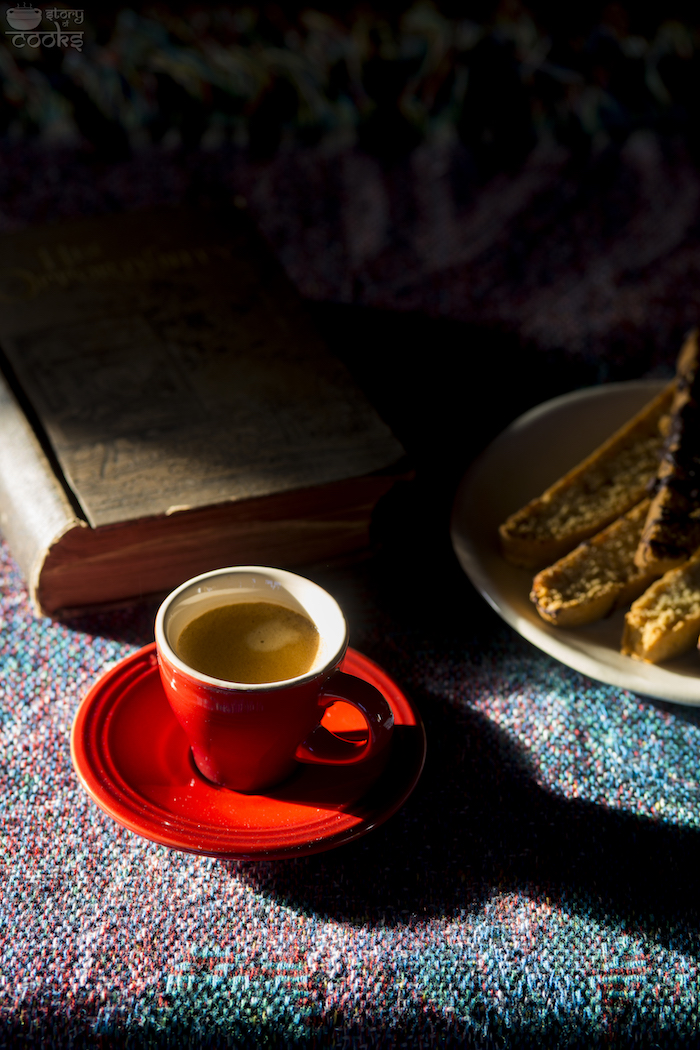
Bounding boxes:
[450,379,700,706]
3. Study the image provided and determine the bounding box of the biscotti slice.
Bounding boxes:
[621,546,700,663]
[530,499,660,627]
[635,329,700,574]
[499,382,674,569]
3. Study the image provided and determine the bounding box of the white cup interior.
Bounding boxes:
[156,566,348,688]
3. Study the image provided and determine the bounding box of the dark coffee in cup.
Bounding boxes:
[175,601,319,684]
[156,566,394,792]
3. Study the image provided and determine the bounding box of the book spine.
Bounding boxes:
[0,370,84,615]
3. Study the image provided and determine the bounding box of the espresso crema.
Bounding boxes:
[175,601,320,684]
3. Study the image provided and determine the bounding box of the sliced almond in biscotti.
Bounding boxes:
[635,329,700,575]
[499,382,674,570]
[622,546,700,663]
[531,499,661,627]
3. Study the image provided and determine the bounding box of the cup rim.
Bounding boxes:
[154,565,349,691]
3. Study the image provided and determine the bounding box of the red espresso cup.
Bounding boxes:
[154,566,394,793]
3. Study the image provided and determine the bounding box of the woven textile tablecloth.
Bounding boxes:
[3,127,700,1046]
[3,501,700,1048]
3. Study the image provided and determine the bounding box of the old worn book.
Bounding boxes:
[0,205,407,617]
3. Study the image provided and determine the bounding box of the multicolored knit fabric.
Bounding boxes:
[2,523,700,1048]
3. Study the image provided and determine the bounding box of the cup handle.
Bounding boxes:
[294,670,395,766]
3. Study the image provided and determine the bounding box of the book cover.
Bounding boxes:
[0,205,407,617]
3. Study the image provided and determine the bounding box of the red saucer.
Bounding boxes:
[71,645,426,860]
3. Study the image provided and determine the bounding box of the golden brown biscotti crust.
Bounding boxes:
[499,382,674,570]
[621,545,700,663]
[530,499,659,628]
[635,329,700,575]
